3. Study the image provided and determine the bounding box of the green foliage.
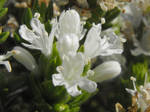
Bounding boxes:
[41,80,70,103]
[32,0,53,22]
[0,0,9,44]
[45,20,52,34]
[87,0,97,8]
[39,42,62,80]
[13,32,22,43]
[82,62,91,77]
[78,45,84,53]
[69,90,98,107]
[0,0,6,9]
[22,8,33,28]
[85,5,120,30]
[105,7,120,23]
[0,32,9,43]
[0,8,8,19]
[132,61,149,85]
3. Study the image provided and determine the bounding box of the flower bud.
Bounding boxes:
[11,46,38,72]
[89,61,121,82]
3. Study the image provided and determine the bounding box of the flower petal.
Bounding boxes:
[19,25,38,42]
[59,9,80,36]
[62,53,84,80]
[57,34,79,58]
[52,73,65,86]
[66,84,81,96]
[0,61,12,72]
[79,78,97,93]
[0,52,12,72]
[84,23,102,58]
[99,31,123,56]
[30,18,48,38]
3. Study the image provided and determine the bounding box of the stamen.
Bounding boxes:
[130,76,137,91]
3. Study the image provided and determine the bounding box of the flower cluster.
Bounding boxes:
[0,9,124,96]
[121,0,150,56]
[52,9,123,96]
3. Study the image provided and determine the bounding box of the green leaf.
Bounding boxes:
[0,0,6,9]
[70,106,80,112]
[0,32,9,44]
[38,42,61,80]
[102,23,113,30]
[22,8,33,28]
[46,42,62,79]
[78,45,84,53]
[0,8,8,19]
[68,90,98,107]
[105,7,120,23]
[88,7,105,24]
[82,62,91,76]
[84,21,92,30]
[39,2,47,21]
[45,0,53,20]
[32,0,40,12]
[132,61,149,85]
[45,20,52,34]
[41,80,70,103]
[13,32,22,43]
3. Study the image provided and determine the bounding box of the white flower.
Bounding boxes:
[126,74,150,112]
[0,53,12,72]
[19,13,56,56]
[88,61,121,82]
[54,9,86,58]
[52,53,97,96]
[55,9,86,40]
[84,23,123,59]
[56,33,79,58]
[131,28,150,56]
[11,46,38,72]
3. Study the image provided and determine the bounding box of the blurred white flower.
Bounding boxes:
[97,0,129,11]
[88,61,121,82]
[84,23,123,59]
[52,53,97,96]
[122,2,142,29]
[131,28,150,56]
[19,13,56,57]
[11,46,38,72]
[0,52,12,72]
